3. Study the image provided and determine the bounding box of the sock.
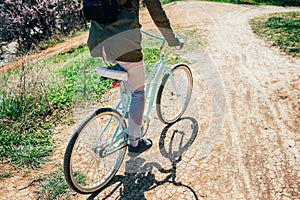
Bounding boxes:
[129,137,140,147]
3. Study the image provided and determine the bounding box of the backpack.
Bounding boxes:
[82,0,129,24]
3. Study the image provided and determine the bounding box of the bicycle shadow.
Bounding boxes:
[87,117,199,200]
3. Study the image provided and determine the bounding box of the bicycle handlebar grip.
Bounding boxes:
[175,37,184,50]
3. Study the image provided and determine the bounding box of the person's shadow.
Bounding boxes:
[87,117,199,200]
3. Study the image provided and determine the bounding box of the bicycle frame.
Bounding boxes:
[95,31,180,156]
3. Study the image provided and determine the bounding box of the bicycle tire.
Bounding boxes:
[63,108,127,194]
[156,64,193,124]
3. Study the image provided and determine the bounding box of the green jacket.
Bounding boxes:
[87,0,179,62]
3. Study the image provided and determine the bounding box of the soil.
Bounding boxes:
[0,1,299,200]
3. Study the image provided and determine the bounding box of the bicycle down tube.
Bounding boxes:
[92,89,130,156]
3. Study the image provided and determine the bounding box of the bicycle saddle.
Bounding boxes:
[96,64,128,81]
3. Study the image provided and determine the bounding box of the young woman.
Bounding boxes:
[87,0,183,157]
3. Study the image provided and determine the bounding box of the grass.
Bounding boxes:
[0,46,110,172]
[200,0,257,4]
[35,168,87,199]
[201,0,300,6]
[250,12,300,57]
[36,169,71,200]
[201,0,254,3]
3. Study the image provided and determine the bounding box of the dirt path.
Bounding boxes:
[0,33,88,73]
[0,1,299,199]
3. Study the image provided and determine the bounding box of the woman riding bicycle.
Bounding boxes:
[87,0,183,157]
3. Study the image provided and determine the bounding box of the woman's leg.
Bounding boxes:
[116,61,145,147]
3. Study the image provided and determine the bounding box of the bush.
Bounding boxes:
[0,0,86,55]
[254,0,300,6]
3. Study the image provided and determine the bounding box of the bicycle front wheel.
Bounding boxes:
[156,64,193,124]
[63,108,127,194]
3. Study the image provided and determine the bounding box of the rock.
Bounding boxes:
[1,45,8,53]
[7,41,19,54]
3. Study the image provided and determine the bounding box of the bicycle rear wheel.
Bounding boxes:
[63,108,127,194]
[156,64,193,124]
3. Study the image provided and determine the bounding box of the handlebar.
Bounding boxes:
[141,30,166,53]
[141,30,184,54]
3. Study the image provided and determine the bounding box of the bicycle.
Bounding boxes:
[63,31,193,194]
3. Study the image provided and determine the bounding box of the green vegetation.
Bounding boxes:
[250,12,300,57]
[36,169,86,199]
[201,0,252,3]
[201,0,300,6]
[37,170,70,200]
[161,0,179,4]
[36,169,86,200]
[0,47,109,172]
